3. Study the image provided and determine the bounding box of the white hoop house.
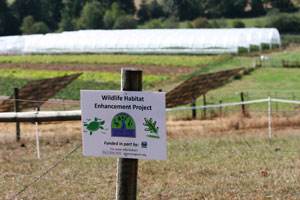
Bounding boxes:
[0,28,280,55]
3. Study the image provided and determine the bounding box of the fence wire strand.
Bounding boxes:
[175,147,300,153]
[1,135,80,143]
[0,97,79,105]
[2,96,300,198]
[140,187,300,196]
[0,171,106,186]
[9,144,82,200]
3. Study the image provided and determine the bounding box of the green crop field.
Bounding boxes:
[0,69,169,100]
[1,46,300,112]
[0,54,232,67]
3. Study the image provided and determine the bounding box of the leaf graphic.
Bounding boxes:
[143,118,159,138]
[147,135,160,139]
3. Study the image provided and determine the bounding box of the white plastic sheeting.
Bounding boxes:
[0,28,281,55]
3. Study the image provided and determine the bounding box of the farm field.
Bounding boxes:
[0,47,299,113]
[1,120,300,199]
[2,45,300,199]
[0,46,300,112]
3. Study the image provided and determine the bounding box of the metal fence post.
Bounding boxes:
[219,100,222,117]
[191,95,196,119]
[268,96,272,139]
[203,93,206,120]
[240,92,246,116]
[14,87,20,142]
[35,108,41,159]
[116,68,142,200]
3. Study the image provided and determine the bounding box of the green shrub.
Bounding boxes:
[266,8,280,17]
[146,19,164,29]
[113,15,137,29]
[232,19,245,28]
[32,22,50,34]
[181,21,194,28]
[192,17,211,28]
[20,16,35,34]
[163,16,179,28]
[266,13,300,33]
[281,34,300,47]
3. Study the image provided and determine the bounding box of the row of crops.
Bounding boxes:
[0,69,169,100]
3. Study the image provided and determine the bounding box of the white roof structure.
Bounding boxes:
[0,28,281,55]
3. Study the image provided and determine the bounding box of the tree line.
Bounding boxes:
[0,0,298,36]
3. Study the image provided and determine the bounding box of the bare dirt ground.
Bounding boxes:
[0,63,199,76]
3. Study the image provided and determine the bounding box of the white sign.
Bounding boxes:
[80,90,167,160]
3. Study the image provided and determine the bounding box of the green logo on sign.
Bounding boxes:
[83,117,106,135]
[111,113,136,138]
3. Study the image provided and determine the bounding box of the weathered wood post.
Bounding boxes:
[191,95,196,119]
[116,68,142,200]
[14,87,20,142]
[240,92,246,116]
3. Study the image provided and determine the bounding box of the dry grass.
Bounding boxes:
[167,113,300,137]
[1,115,300,199]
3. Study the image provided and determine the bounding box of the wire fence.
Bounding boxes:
[2,97,300,199]
[2,138,300,199]
[3,142,300,199]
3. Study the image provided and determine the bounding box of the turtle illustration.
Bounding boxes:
[83,117,105,135]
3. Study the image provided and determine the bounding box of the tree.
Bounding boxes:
[103,2,126,29]
[266,13,300,33]
[32,22,50,34]
[58,0,85,31]
[137,0,165,22]
[12,0,63,32]
[162,0,204,20]
[206,0,248,18]
[149,0,165,19]
[101,0,136,14]
[267,0,295,12]
[137,0,151,22]
[20,15,50,34]
[59,12,74,31]
[20,15,35,34]
[40,0,63,31]
[0,0,20,36]
[77,1,105,29]
[113,15,137,29]
[118,0,136,14]
[250,0,266,16]
[11,0,42,22]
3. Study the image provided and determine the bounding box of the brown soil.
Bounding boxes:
[0,63,199,76]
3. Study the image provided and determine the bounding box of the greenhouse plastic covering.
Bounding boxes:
[0,28,280,55]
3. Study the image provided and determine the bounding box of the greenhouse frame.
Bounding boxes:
[0,28,281,55]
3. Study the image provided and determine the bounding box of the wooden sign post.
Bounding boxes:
[116,68,142,200]
[14,87,20,142]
